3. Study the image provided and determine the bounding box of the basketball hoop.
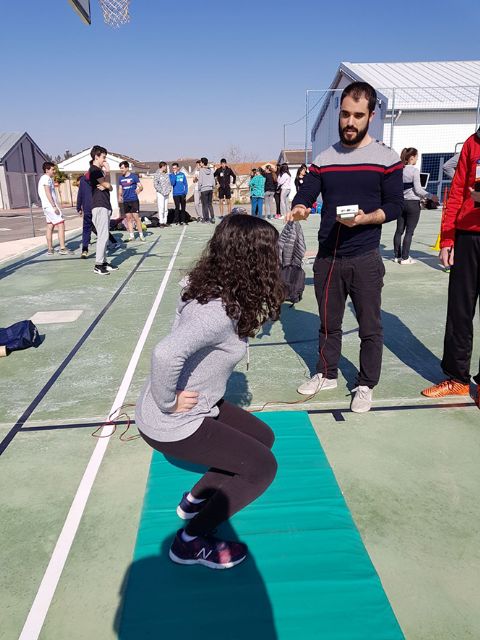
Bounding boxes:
[99,0,130,27]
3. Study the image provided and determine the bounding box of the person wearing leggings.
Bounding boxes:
[277,163,292,217]
[136,215,285,569]
[393,147,438,264]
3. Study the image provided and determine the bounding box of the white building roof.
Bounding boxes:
[340,60,480,110]
[58,148,148,173]
[0,131,25,162]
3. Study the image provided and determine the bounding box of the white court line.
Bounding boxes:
[19,227,187,640]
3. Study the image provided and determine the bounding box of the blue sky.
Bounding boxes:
[1,0,477,162]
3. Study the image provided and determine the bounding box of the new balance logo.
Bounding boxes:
[195,547,212,560]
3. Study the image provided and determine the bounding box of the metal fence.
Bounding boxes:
[284,85,480,199]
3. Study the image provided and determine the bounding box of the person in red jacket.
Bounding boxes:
[422,129,480,404]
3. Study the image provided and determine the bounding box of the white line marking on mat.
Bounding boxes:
[18,227,187,640]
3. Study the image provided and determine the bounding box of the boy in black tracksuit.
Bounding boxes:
[214,159,236,217]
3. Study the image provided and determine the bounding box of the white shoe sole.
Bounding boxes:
[351,404,371,413]
[297,380,338,395]
[169,549,246,569]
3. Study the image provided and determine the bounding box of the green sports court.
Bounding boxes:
[1,211,478,640]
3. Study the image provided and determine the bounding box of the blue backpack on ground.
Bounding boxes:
[0,320,42,354]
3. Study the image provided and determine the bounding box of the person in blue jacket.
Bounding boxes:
[77,168,118,258]
[169,163,189,225]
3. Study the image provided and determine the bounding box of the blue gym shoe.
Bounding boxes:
[169,529,247,569]
[176,492,205,520]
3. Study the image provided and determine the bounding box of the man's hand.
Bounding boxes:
[286,205,310,222]
[336,209,369,227]
[173,390,199,413]
[469,187,480,203]
[440,246,454,267]
[102,161,110,173]
[97,185,106,191]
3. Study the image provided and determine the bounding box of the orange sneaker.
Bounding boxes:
[421,379,470,398]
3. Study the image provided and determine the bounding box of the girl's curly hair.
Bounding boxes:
[182,215,285,338]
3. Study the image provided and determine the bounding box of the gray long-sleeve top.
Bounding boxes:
[442,153,459,180]
[402,165,430,200]
[197,167,215,192]
[135,297,247,442]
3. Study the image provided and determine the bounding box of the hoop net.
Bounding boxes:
[99,0,130,28]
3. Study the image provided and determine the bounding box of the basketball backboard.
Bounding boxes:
[68,0,91,25]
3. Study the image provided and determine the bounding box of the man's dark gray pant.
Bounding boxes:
[91,207,111,265]
[313,248,385,388]
[201,190,214,221]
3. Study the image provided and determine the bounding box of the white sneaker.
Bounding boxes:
[400,257,416,265]
[297,373,337,395]
[392,257,400,263]
[351,386,373,413]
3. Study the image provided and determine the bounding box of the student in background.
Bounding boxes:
[153,161,172,228]
[193,160,202,220]
[393,147,438,265]
[37,162,72,256]
[263,165,276,220]
[169,163,189,225]
[118,160,144,242]
[198,157,215,224]
[277,163,292,217]
[89,145,118,276]
[214,158,237,218]
[295,164,308,193]
[249,168,266,217]
[78,169,119,258]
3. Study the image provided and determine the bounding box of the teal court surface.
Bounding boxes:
[1,213,479,640]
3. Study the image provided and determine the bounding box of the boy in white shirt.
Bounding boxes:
[37,162,71,255]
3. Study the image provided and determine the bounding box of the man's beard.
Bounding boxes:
[339,121,369,146]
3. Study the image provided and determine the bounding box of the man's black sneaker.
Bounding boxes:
[93,264,109,276]
[169,529,247,569]
[103,262,119,272]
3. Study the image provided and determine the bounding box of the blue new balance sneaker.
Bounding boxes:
[169,529,247,569]
[176,492,206,520]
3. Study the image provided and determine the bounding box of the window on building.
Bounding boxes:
[421,152,455,198]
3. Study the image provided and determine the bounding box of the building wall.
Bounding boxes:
[384,109,477,159]
[0,135,48,208]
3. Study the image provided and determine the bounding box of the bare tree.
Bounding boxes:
[222,144,259,164]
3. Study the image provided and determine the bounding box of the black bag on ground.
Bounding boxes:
[0,320,42,354]
[281,264,305,304]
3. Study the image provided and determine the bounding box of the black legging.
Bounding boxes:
[173,195,187,224]
[274,191,281,216]
[393,199,421,260]
[140,400,277,536]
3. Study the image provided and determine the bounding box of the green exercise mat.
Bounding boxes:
[118,411,404,639]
